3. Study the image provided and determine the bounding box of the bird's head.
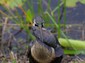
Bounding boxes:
[33,16,44,28]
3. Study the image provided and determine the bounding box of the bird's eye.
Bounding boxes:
[41,23,44,27]
[35,24,38,26]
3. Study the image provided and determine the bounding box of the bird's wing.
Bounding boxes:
[31,26,58,48]
[53,33,61,45]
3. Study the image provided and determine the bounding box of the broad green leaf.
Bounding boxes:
[64,49,85,54]
[63,0,85,8]
[79,0,85,4]
[59,38,85,50]
[65,0,78,7]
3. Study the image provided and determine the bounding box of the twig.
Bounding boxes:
[1,17,8,53]
[0,10,8,16]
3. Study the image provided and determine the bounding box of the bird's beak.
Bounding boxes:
[33,19,36,26]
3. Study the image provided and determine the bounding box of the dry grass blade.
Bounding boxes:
[1,17,8,52]
[0,10,8,17]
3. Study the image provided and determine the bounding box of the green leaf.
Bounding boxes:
[0,0,26,9]
[64,49,85,54]
[26,9,34,23]
[63,0,85,8]
[65,0,78,7]
[9,1,18,9]
[79,0,85,4]
[59,38,85,50]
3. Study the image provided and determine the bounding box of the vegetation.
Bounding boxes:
[0,0,85,63]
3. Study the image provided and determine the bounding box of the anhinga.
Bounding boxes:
[27,16,63,63]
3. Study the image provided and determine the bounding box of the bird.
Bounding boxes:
[27,16,63,63]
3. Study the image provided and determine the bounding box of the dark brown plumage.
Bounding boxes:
[27,33,63,63]
[27,16,63,63]
[27,40,63,63]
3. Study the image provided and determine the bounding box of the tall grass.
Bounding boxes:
[0,0,85,55]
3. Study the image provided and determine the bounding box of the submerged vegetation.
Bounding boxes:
[0,0,85,63]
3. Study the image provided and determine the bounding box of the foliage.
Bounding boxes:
[0,0,26,9]
[79,0,85,4]
[63,0,85,7]
[0,0,85,55]
[59,38,85,50]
